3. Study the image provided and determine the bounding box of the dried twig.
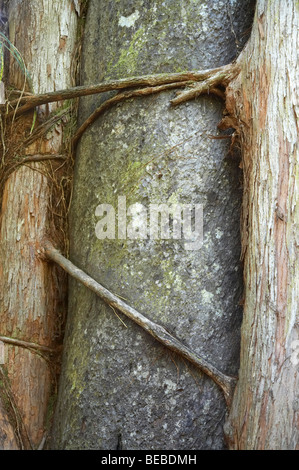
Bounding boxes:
[44,241,237,406]
[15,154,66,165]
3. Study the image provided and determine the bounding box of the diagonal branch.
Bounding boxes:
[5,64,238,119]
[0,335,60,354]
[43,241,237,406]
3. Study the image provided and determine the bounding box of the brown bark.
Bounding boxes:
[0,0,77,448]
[0,168,59,449]
[225,0,299,449]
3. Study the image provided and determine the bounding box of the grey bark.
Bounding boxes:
[52,0,255,450]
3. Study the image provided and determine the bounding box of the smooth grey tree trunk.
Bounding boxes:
[52,0,255,450]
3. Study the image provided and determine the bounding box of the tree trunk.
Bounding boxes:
[52,0,254,450]
[225,0,299,449]
[3,0,297,451]
[0,0,77,449]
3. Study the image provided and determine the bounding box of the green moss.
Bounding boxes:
[119,159,145,197]
[106,27,146,79]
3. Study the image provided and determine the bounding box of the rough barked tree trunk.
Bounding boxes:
[225,0,299,449]
[0,0,77,449]
[52,0,255,450]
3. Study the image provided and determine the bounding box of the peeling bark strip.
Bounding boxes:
[0,0,77,448]
[225,0,299,449]
[44,242,237,406]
